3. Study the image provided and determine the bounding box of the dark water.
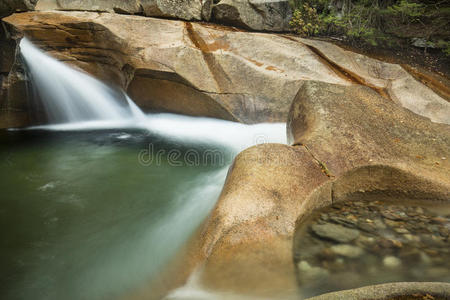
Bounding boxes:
[0,129,227,300]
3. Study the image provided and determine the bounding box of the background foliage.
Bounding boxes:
[289,0,450,55]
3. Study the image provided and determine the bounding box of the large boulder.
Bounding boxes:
[2,11,349,125]
[2,11,449,127]
[295,37,450,124]
[195,143,332,296]
[35,0,208,21]
[287,81,450,193]
[165,81,449,297]
[212,0,292,32]
[36,0,141,14]
[306,282,450,300]
[0,0,36,18]
[0,19,33,128]
[141,0,204,21]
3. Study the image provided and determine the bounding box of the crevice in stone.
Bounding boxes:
[303,43,393,101]
[401,64,450,102]
[330,183,336,204]
[185,22,232,92]
[293,142,334,178]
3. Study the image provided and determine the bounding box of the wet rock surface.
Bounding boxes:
[294,200,450,298]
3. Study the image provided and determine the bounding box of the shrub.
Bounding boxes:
[289,4,322,36]
[289,0,450,55]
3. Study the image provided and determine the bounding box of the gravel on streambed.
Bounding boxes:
[294,200,450,297]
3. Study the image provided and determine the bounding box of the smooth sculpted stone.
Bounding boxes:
[296,38,450,124]
[141,0,204,21]
[383,256,402,268]
[147,84,448,297]
[288,81,450,202]
[212,0,292,32]
[297,261,330,280]
[36,0,207,20]
[36,0,141,14]
[3,12,449,127]
[329,244,364,258]
[311,224,360,243]
[190,143,332,296]
[2,11,350,125]
[306,282,450,300]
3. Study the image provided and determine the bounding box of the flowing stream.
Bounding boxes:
[0,39,286,300]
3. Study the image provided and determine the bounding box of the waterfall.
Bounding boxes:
[20,38,144,124]
[20,38,287,150]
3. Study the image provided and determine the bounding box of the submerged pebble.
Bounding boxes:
[383,256,402,268]
[311,223,360,243]
[294,200,450,296]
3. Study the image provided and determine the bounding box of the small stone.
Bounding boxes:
[330,215,357,227]
[404,234,420,243]
[379,238,402,248]
[320,213,329,221]
[381,211,402,220]
[311,223,360,243]
[358,222,377,233]
[439,226,449,237]
[297,260,329,281]
[384,219,403,228]
[358,235,376,245]
[420,251,432,265]
[374,218,386,230]
[297,260,312,272]
[368,205,379,212]
[391,239,403,248]
[383,256,401,268]
[394,227,409,234]
[420,234,447,248]
[317,248,336,261]
[330,244,364,258]
[431,216,447,224]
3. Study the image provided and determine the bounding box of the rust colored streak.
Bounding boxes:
[199,22,247,32]
[305,44,392,101]
[185,22,232,92]
[266,65,284,73]
[185,22,230,53]
[206,39,231,52]
[246,57,264,67]
[402,64,450,102]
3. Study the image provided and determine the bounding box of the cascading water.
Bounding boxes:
[20,38,145,123]
[4,38,288,300]
[20,38,286,151]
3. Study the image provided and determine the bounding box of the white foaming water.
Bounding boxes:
[20,38,142,123]
[20,38,286,150]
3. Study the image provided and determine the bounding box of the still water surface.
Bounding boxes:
[0,128,229,300]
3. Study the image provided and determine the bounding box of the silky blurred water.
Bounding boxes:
[0,129,229,300]
[5,38,287,300]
